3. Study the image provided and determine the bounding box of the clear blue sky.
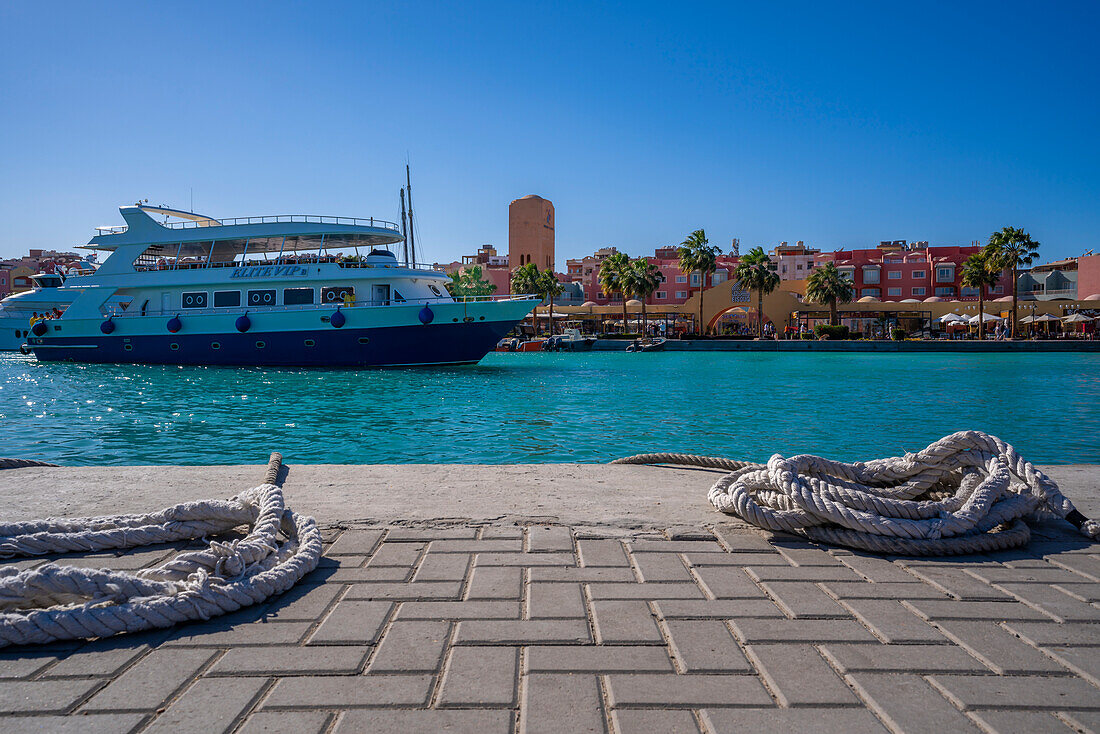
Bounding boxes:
[2,1,1097,264]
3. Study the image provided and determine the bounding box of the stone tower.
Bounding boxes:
[508,195,555,272]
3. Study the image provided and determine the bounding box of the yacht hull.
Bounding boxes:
[30,319,520,367]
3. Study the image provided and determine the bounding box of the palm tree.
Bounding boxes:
[511,262,541,331]
[536,269,564,336]
[960,251,1000,340]
[446,265,497,300]
[678,229,720,335]
[732,246,781,337]
[622,258,663,336]
[598,251,632,335]
[984,226,1040,339]
[805,262,854,327]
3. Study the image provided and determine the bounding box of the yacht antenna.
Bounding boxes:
[406,164,416,266]
[399,188,409,265]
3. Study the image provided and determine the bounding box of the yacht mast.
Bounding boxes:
[406,164,416,266]
[399,188,409,265]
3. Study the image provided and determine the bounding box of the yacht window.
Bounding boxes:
[393,290,406,303]
[429,284,443,297]
[247,289,276,306]
[214,290,241,308]
[321,286,355,304]
[283,287,314,305]
[182,292,208,309]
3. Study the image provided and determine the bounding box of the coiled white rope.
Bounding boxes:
[0,453,322,647]
[613,431,1099,555]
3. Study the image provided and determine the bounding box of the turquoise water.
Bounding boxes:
[1,351,1098,466]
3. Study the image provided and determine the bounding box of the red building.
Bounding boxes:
[566,246,741,306]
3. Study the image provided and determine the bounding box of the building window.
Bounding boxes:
[796,263,803,270]
[911,287,926,296]
[887,287,902,296]
[992,285,1004,294]
[712,271,727,284]
[656,291,666,299]
[911,270,926,279]
[863,269,880,284]
[960,286,978,297]
[690,273,700,286]
[213,290,241,308]
[887,271,902,280]
[935,286,956,297]
[781,265,788,273]
[936,268,954,282]
[675,290,687,298]
[676,275,687,283]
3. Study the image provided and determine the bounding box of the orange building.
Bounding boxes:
[509,195,555,271]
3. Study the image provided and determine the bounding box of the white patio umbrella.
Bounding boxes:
[1062,313,1094,323]
[1019,315,1036,324]
[1033,313,1061,323]
[968,313,999,324]
[937,313,965,323]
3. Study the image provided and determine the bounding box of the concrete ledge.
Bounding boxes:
[592,339,1100,352]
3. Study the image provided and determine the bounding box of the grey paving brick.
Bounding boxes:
[820,581,949,600]
[455,619,591,645]
[613,709,701,734]
[527,582,587,618]
[693,566,764,598]
[413,552,471,581]
[480,525,525,539]
[1056,583,1100,602]
[437,645,518,706]
[0,653,57,679]
[144,676,268,734]
[605,673,771,707]
[729,618,877,644]
[1060,710,1100,733]
[336,709,514,733]
[396,600,520,620]
[306,601,391,645]
[263,675,434,708]
[0,678,102,714]
[770,540,843,566]
[968,710,1076,734]
[578,539,629,567]
[746,643,858,706]
[927,674,1100,711]
[2,714,147,734]
[528,566,636,583]
[81,648,214,712]
[521,674,603,734]
[209,645,369,676]
[1003,621,1100,646]
[747,565,863,582]
[385,527,478,540]
[525,645,674,672]
[702,708,888,734]
[588,582,704,600]
[592,600,663,644]
[902,599,1052,622]
[326,529,384,555]
[966,565,1092,585]
[1048,553,1100,581]
[365,541,425,566]
[429,538,523,553]
[666,526,717,541]
[847,672,981,734]
[342,580,462,601]
[840,599,948,644]
[167,621,312,648]
[238,710,332,734]
[633,552,693,582]
[652,599,784,619]
[994,582,1100,623]
[265,582,342,621]
[1043,645,1100,687]
[477,552,576,566]
[466,566,523,599]
[368,620,450,672]
[819,643,988,674]
[712,527,784,553]
[328,565,411,582]
[526,525,574,553]
[933,619,1066,674]
[664,619,752,673]
[761,581,849,618]
[904,567,1013,601]
[630,540,724,553]
[683,551,790,566]
[834,554,920,583]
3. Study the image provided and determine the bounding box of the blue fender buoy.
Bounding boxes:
[418,306,434,325]
[100,319,115,334]
[167,315,182,333]
[235,312,251,333]
[31,321,48,337]
[330,308,346,328]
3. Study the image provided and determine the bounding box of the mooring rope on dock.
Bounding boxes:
[613,431,1099,555]
[0,458,59,470]
[0,453,321,647]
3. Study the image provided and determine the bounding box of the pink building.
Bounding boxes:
[814,242,1012,302]
[1078,254,1100,300]
[0,265,10,298]
[565,246,740,306]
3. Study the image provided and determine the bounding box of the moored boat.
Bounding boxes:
[26,204,538,367]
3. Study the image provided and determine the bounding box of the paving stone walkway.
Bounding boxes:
[2,520,1099,734]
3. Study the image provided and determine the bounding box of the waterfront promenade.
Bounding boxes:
[1,463,1099,733]
[591,338,1100,352]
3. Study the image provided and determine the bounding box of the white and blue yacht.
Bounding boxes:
[1,267,94,351]
[26,204,536,366]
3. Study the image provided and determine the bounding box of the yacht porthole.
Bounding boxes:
[255,341,266,349]
[211,342,221,350]
[170,343,180,351]
[303,339,316,347]
[452,318,459,322]
[124,344,133,351]
[358,337,370,345]
[479,316,485,320]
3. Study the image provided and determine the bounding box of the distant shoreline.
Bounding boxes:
[588,338,1100,352]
